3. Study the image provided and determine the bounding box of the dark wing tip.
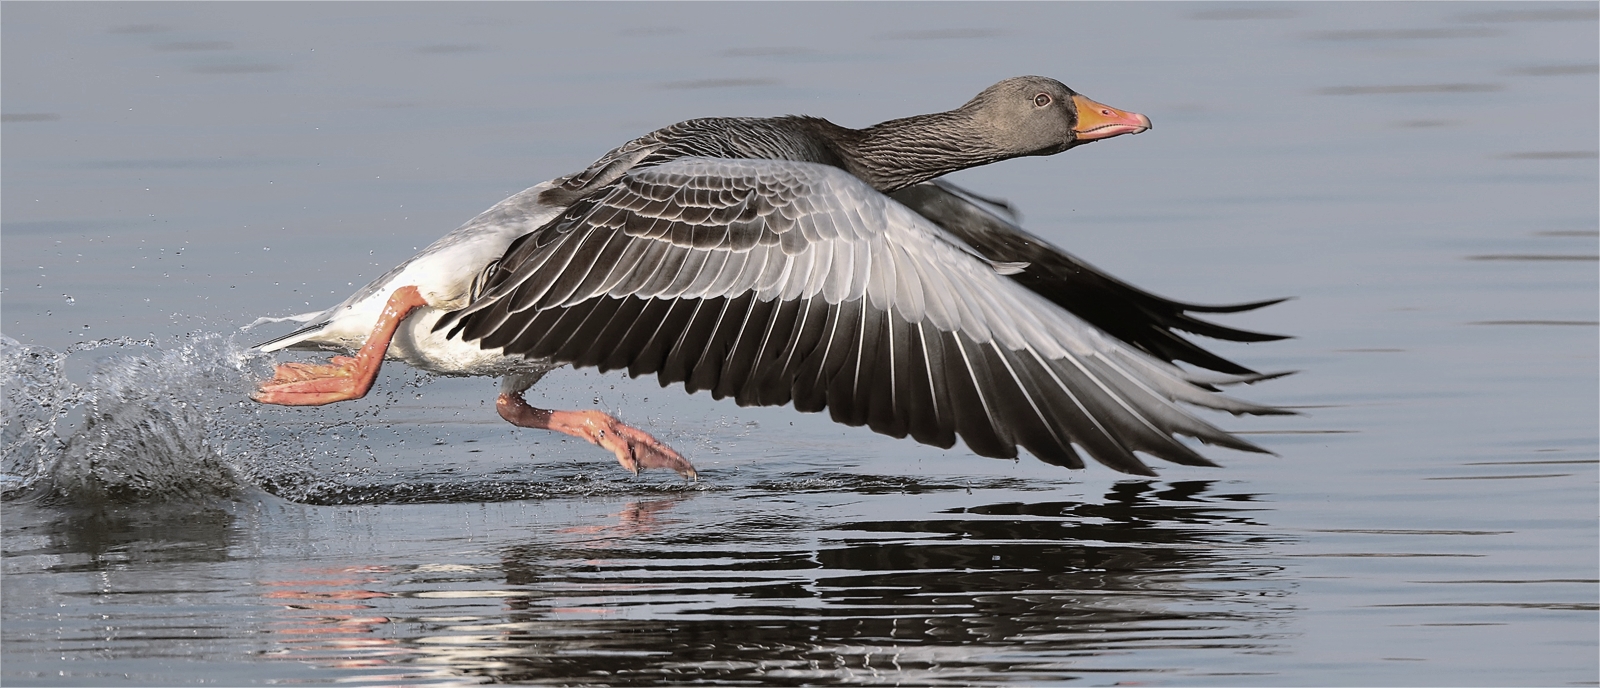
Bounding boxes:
[896,181,1290,375]
[1179,295,1294,314]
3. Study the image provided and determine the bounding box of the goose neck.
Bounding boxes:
[842,108,1004,192]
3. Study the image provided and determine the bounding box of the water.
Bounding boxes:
[3,2,1596,685]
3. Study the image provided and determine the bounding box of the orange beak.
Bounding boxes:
[1070,95,1152,141]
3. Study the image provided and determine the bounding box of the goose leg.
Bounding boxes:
[252,286,428,406]
[496,388,698,480]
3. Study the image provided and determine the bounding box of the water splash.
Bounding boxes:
[5,332,944,508]
[2,332,699,508]
[1,333,268,504]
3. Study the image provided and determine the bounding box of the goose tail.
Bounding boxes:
[245,311,332,352]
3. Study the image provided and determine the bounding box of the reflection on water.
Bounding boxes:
[3,483,1291,686]
[262,483,1288,685]
[259,565,407,679]
[6,502,235,573]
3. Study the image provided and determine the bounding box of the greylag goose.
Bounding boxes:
[250,76,1288,479]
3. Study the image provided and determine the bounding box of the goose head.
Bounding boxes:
[961,75,1152,157]
[848,76,1151,190]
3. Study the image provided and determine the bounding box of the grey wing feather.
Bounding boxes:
[894,180,1291,375]
[438,158,1282,475]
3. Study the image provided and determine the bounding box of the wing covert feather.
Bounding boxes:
[438,158,1283,474]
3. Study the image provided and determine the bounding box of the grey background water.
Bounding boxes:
[3,2,1596,685]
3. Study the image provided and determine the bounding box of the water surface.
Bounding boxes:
[4,3,1596,685]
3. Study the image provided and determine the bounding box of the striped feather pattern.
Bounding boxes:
[893,181,1290,376]
[440,158,1284,475]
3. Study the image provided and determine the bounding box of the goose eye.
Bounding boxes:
[1033,93,1052,107]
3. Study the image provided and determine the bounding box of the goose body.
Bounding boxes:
[251,76,1287,477]
[252,182,564,378]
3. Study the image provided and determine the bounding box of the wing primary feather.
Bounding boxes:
[550,297,625,364]
[1086,353,1274,455]
[594,296,660,372]
[687,294,748,394]
[659,297,718,384]
[990,345,1073,460]
[782,296,832,404]
[823,299,874,428]
[718,295,777,401]
[848,294,871,418]
[891,181,1288,374]
[793,298,849,414]
[917,322,941,427]
[773,294,818,384]
[897,320,940,446]
[497,304,565,356]
[1026,348,1215,468]
[1029,352,1158,474]
[865,302,910,439]
[631,298,702,380]
[743,296,804,406]
[910,323,957,448]
[518,300,595,360]
[948,332,1012,458]
[584,295,652,370]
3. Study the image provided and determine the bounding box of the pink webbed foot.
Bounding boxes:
[497,393,698,480]
[252,286,428,407]
[252,356,371,406]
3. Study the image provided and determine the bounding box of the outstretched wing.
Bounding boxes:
[893,181,1289,376]
[439,158,1285,475]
